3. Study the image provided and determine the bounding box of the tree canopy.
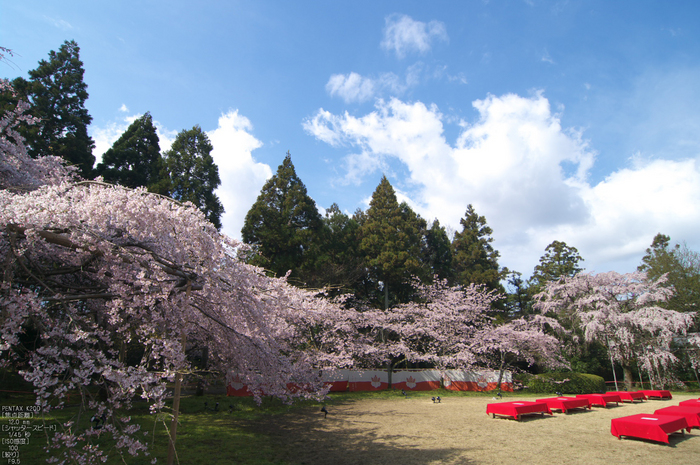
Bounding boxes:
[638,233,700,324]
[535,271,695,389]
[9,40,95,177]
[362,279,565,384]
[451,204,504,292]
[164,125,224,229]
[423,219,453,282]
[241,152,323,284]
[358,175,427,307]
[311,203,364,292]
[95,112,169,194]
[530,240,584,288]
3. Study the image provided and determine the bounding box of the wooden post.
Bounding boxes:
[609,354,619,391]
[166,332,186,465]
[167,283,190,465]
[166,367,183,465]
[606,336,619,391]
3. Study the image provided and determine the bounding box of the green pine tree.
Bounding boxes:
[11,40,95,177]
[423,219,453,282]
[359,176,427,308]
[638,233,700,319]
[529,240,584,291]
[451,204,504,292]
[95,112,168,194]
[164,126,224,229]
[310,203,364,293]
[241,152,323,284]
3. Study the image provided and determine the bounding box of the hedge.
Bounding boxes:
[517,372,606,394]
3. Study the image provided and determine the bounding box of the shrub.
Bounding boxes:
[0,368,34,398]
[517,372,606,394]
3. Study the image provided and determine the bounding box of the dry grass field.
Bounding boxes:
[244,392,700,465]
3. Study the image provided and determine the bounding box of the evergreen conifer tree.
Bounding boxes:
[424,219,453,282]
[95,112,168,194]
[529,240,584,290]
[359,176,427,308]
[638,233,700,321]
[452,204,503,292]
[241,152,323,283]
[11,40,95,177]
[164,125,223,229]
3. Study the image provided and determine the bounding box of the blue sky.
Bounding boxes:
[4,1,700,278]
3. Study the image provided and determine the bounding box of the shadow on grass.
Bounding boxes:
[616,431,696,447]
[559,408,595,415]
[236,405,476,465]
[489,413,556,422]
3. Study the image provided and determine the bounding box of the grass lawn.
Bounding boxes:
[1,391,315,464]
[2,388,699,464]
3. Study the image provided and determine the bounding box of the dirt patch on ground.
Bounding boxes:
[244,393,700,465]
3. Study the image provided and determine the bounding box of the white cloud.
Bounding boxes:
[326,73,376,103]
[305,92,700,277]
[541,50,555,64]
[325,69,421,103]
[381,14,448,59]
[44,15,73,30]
[206,110,271,240]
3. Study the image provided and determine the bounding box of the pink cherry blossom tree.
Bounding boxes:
[534,271,696,390]
[470,314,568,390]
[0,80,359,464]
[362,279,498,370]
[686,333,700,386]
[362,278,566,386]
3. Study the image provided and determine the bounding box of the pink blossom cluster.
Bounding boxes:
[0,79,74,191]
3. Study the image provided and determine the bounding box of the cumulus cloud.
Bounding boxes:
[381,14,448,59]
[304,92,700,276]
[206,110,271,239]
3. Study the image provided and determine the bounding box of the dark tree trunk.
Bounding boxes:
[623,365,634,391]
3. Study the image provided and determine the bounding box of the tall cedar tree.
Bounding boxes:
[452,204,503,292]
[639,233,700,327]
[241,152,323,284]
[164,126,224,229]
[504,271,530,316]
[424,219,453,282]
[504,241,583,318]
[95,112,169,194]
[10,40,95,177]
[359,176,427,308]
[530,240,584,290]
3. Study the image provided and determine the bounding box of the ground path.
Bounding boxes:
[243,393,700,464]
